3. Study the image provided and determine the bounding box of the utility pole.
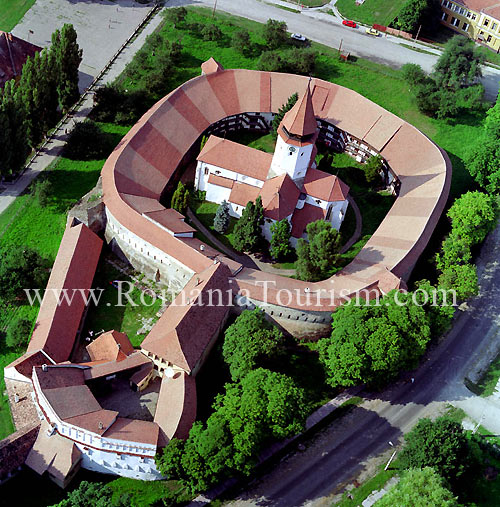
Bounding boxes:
[415,24,422,40]
[338,38,343,54]
[212,0,218,18]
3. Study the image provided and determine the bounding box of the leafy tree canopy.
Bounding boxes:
[222,309,284,381]
[171,181,189,215]
[270,219,293,260]
[263,19,288,49]
[233,196,264,252]
[396,0,442,34]
[213,200,230,234]
[6,317,32,350]
[318,291,431,387]
[375,467,458,506]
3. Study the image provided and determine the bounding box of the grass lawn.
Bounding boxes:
[0,0,34,31]
[79,257,165,351]
[475,352,500,397]
[335,0,405,27]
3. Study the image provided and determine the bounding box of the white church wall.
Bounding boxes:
[270,136,314,181]
[206,183,231,204]
[196,162,264,193]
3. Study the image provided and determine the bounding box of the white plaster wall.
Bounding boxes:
[270,136,314,180]
[304,194,329,210]
[196,162,264,192]
[261,219,275,242]
[206,183,231,204]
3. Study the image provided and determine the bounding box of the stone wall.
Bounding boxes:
[0,423,40,484]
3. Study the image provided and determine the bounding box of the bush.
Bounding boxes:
[213,200,230,234]
[231,29,251,55]
[171,181,189,214]
[365,155,384,187]
[401,63,428,85]
[164,7,187,28]
[202,24,223,42]
[263,19,288,49]
[282,48,317,75]
[64,120,109,160]
[6,317,32,349]
[31,178,52,207]
[259,50,283,72]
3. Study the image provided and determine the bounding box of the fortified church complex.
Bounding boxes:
[2,58,451,488]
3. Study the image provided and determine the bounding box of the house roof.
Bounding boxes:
[102,417,160,446]
[228,181,261,207]
[64,409,119,436]
[197,135,272,181]
[281,82,317,138]
[143,208,196,235]
[259,173,301,221]
[290,203,327,238]
[5,350,54,380]
[0,32,41,87]
[154,371,197,446]
[141,262,232,373]
[27,222,103,363]
[86,330,135,362]
[201,57,224,75]
[83,351,152,381]
[302,168,350,202]
[208,173,234,189]
[456,1,500,18]
[25,420,81,484]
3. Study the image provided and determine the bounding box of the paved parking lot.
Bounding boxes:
[12,0,157,89]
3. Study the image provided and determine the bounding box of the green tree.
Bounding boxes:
[263,19,288,49]
[51,24,83,111]
[233,196,264,252]
[270,219,292,260]
[171,181,189,214]
[446,191,499,245]
[318,291,431,387]
[55,480,119,507]
[6,318,32,349]
[396,0,442,34]
[485,92,500,137]
[399,417,480,489]
[0,92,13,177]
[281,48,317,75]
[222,310,284,381]
[296,220,341,281]
[202,24,222,42]
[231,29,251,55]
[64,120,108,160]
[272,92,298,135]
[375,467,458,506]
[438,263,478,301]
[213,200,230,234]
[31,177,52,207]
[365,155,384,187]
[401,63,428,86]
[164,7,187,28]
[259,50,283,72]
[466,135,500,193]
[434,35,484,91]
[18,56,41,147]
[0,247,48,303]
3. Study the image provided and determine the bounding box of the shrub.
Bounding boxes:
[231,29,251,55]
[202,24,223,42]
[259,51,283,72]
[171,181,189,214]
[64,120,108,160]
[6,317,32,349]
[31,178,52,207]
[263,19,288,49]
[213,200,230,234]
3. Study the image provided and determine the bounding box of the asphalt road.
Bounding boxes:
[224,220,500,506]
[174,0,500,100]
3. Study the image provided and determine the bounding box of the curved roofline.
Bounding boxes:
[102,69,451,312]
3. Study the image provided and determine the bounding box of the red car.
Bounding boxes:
[342,20,357,28]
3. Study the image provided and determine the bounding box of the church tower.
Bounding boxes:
[269,82,318,182]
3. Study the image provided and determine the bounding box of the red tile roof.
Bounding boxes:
[0,32,41,87]
[281,82,317,138]
[83,351,152,381]
[229,181,261,207]
[86,330,135,362]
[64,409,119,436]
[201,57,224,75]
[5,350,54,380]
[154,372,197,446]
[197,135,272,181]
[302,168,350,202]
[141,262,232,373]
[143,208,196,235]
[291,203,327,238]
[456,0,500,18]
[102,417,160,446]
[208,173,234,189]
[27,223,103,363]
[259,173,301,221]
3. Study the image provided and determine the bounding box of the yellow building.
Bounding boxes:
[441,0,500,51]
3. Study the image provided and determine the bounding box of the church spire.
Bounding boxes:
[280,81,317,139]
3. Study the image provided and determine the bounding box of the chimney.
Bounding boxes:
[42,364,48,372]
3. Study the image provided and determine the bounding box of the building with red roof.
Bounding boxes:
[195,82,350,245]
[0,31,41,87]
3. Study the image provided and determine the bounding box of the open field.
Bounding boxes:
[0,0,34,31]
[335,0,405,27]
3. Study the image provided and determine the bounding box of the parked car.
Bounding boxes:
[366,27,380,36]
[291,33,307,42]
[342,20,357,28]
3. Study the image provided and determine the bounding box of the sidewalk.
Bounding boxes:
[0,6,165,217]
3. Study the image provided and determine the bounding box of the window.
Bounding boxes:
[442,12,448,21]
[493,22,498,30]
[472,13,476,20]
[462,22,469,31]
[451,17,460,27]
[484,18,489,27]
[204,167,209,175]
[487,34,492,42]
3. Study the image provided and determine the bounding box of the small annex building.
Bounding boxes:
[0,31,41,87]
[195,82,350,245]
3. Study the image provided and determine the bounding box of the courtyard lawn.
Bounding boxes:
[0,0,35,31]
[80,257,165,350]
[334,0,406,27]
